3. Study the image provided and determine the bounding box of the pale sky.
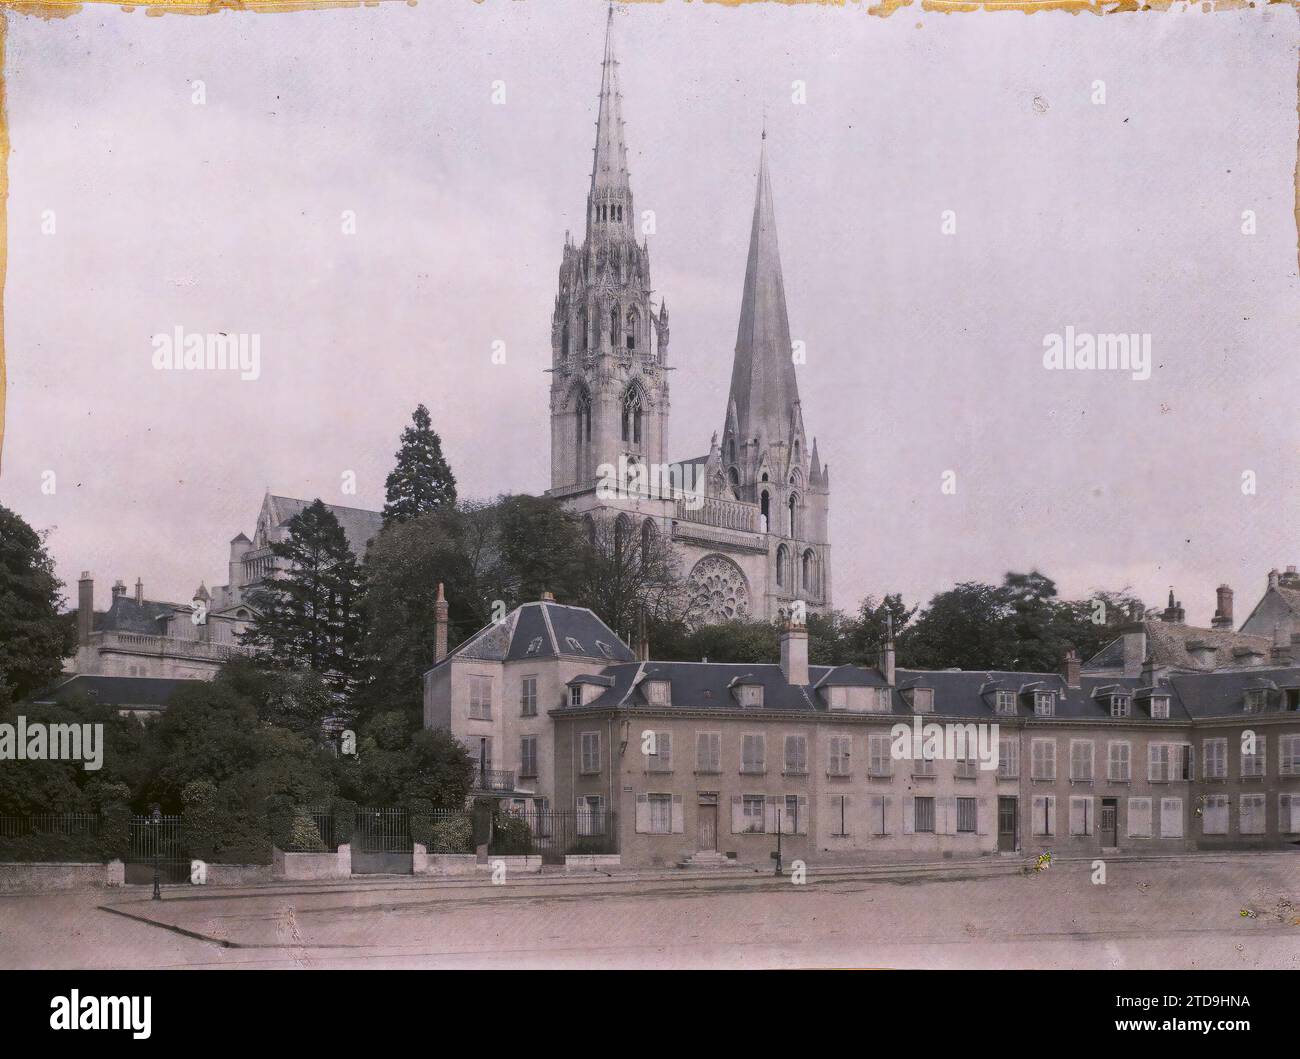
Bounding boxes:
[3,2,1298,628]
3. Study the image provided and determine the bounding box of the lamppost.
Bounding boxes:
[773,808,783,876]
[149,803,162,901]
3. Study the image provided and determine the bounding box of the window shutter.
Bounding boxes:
[671,794,684,834]
[883,795,893,835]
[903,796,915,835]
[1161,797,1183,839]
[976,798,989,835]
[1069,798,1083,836]
[1032,795,1045,835]
[765,795,779,834]
[941,797,956,835]
[730,796,743,833]
[797,795,809,835]
[635,794,650,834]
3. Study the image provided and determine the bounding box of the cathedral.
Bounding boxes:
[545,8,832,625]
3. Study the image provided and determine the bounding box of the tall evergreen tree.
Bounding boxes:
[0,505,74,705]
[241,500,365,691]
[383,404,457,525]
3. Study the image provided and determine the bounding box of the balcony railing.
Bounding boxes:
[472,768,517,792]
[674,495,759,532]
[98,631,251,662]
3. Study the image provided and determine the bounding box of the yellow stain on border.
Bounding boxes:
[0,0,1295,471]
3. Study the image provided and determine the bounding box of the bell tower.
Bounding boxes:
[549,6,669,498]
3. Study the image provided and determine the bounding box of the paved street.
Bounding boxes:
[1,853,1296,969]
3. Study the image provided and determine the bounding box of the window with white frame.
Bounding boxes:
[1159,796,1183,838]
[738,684,764,707]
[868,733,892,777]
[741,733,766,774]
[644,679,671,706]
[956,797,977,833]
[696,731,721,773]
[579,731,601,774]
[1201,794,1229,835]
[1030,738,1056,781]
[780,795,808,835]
[908,688,934,713]
[995,689,1016,715]
[1280,793,1300,834]
[1110,694,1131,718]
[647,731,672,772]
[1070,740,1094,782]
[739,794,766,833]
[1202,738,1227,780]
[955,754,978,779]
[873,688,892,712]
[468,675,492,719]
[1149,696,1170,719]
[525,636,543,656]
[783,734,808,775]
[913,752,936,778]
[1031,795,1056,836]
[1148,742,1192,782]
[519,676,538,717]
[1242,736,1266,779]
[1127,797,1152,838]
[998,738,1019,779]
[647,793,673,834]
[569,684,584,707]
[1280,734,1300,777]
[1243,688,1268,714]
[1034,691,1056,717]
[1239,793,1266,834]
[565,636,584,654]
[828,736,851,777]
[1107,741,1131,782]
[519,736,538,777]
[1069,796,1094,836]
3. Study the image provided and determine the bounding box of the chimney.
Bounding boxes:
[634,608,650,663]
[1283,565,1300,587]
[1140,651,1156,688]
[111,579,127,601]
[1271,622,1292,665]
[540,591,555,602]
[1211,584,1234,630]
[77,572,94,647]
[433,582,449,663]
[880,612,896,686]
[1268,568,1280,590]
[1061,646,1081,688]
[1161,588,1185,624]
[134,578,144,605]
[779,611,809,686]
[1121,624,1147,677]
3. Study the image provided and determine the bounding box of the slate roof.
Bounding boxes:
[34,675,189,710]
[93,595,187,634]
[436,601,635,668]
[264,495,384,558]
[1084,620,1271,672]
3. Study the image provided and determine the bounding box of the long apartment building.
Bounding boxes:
[424,597,1300,868]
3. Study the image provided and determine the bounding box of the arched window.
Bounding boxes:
[728,466,739,489]
[621,387,643,445]
[776,545,788,587]
[610,306,620,347]
[793,439,800,466]
[802,550,817,595]
[577,307,588,351]
[788,493,798,537]
[575,388,592,447]
[760,490,770,533]
[583,515,596,546]
[615,514,631,559]
[561,320,570,357]
[641,518,656,566]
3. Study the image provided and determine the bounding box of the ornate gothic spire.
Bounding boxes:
[725,133,801,447]
[591,5,630,200]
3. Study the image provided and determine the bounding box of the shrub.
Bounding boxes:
[429,813,474,854]
[407,797,434,848]
[490,815,533,855]
[285,809,326,853]
[332,797,356,846]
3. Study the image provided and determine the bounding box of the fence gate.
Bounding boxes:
[126,815,190,885]
[352,807,413,875]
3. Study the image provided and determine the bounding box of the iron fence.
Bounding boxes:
[493,809,618,862]
[126,814,189,884]
[280,806,337,852]
[472,769,517,792]
[0,812,101,838]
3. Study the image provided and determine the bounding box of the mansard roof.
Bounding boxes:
[33,674,188,711]
[93,594,187,634]
[1083,618,1271,673]
[435,600,635,668]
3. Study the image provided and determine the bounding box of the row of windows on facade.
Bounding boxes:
[568,730,1300,781]
[628,793,1300,838]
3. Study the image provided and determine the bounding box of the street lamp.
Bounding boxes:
[773,808,783,876]
[149,803,162,901]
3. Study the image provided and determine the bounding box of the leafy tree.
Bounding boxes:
[218,658,340,738]
[576,512,684,640]
[335,710,472,808]
[241,499,365,691]
[0,505,74,705]
[383,403,458,525]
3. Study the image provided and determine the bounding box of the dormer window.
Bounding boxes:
[526,636,543,656]
[994,690,1016,715]
[1034,691,1056,717]
[644,680,671,706]
[1149,696,1170,719]
[874,688,892,712]
[1109,694,1131,718]
[595,640,614,659]
[1243,688,1268,714]
[739,685,764,708]
[906,688,934,714]
[565,636,584,654]
[569,684,584,707]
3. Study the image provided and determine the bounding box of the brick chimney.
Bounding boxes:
[433,582,449,663]
[1161,588,1185,624]
[880,612,896,686]
[1211,584,1234,630]
[1271,622,1292,665]
[1120,624,1147,677]
[1268,568,1280,590]
[77,572,94,647]
[111,579,127,601]
[1061,646,1081,688]
[779,612,809,686]
[540,591,555,602]
[134,577,144,605]
[634,607,650,663]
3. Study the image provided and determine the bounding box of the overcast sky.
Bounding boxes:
[3,2,1298,629]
